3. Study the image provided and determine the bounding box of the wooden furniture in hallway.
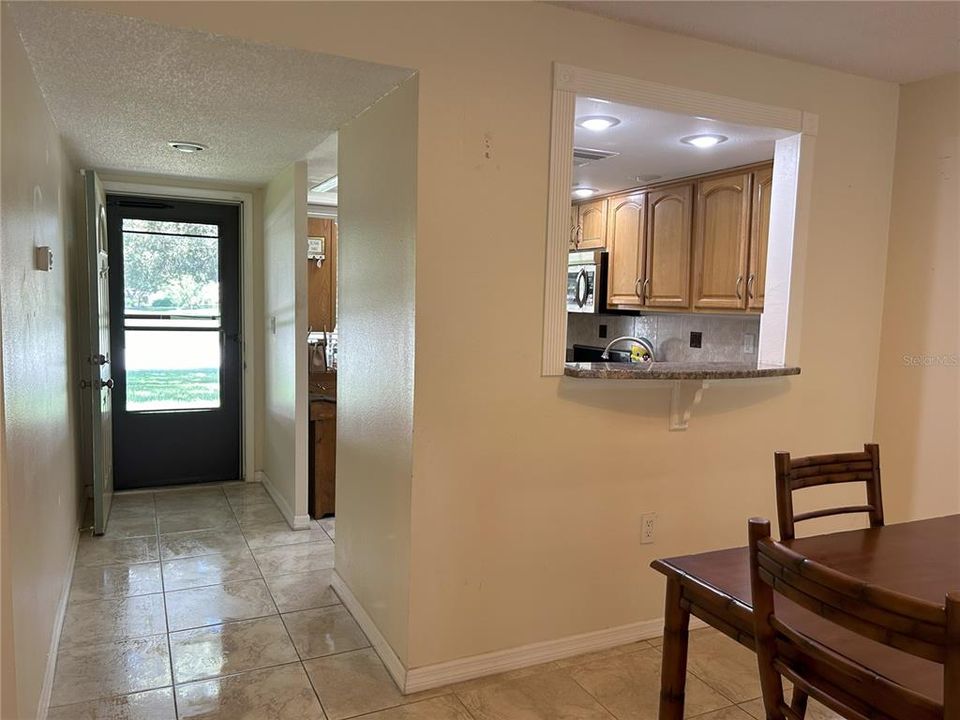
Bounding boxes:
[307,216,337,334]
[749,517,959,720]
[309,370,337,519]
[774,443,884,541]
[652,514,959,720]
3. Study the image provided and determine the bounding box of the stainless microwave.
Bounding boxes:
[567,250,608,313]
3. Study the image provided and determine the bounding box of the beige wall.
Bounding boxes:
[1,6,82,716]
[262,163,309,523]
[77,0,900,672]
[874,73,960,521]
[336,77,418,663]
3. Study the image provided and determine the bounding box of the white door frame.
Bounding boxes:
[102,179,257,484]
[542,63,819,375]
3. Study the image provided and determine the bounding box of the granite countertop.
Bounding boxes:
[563,361,801,380]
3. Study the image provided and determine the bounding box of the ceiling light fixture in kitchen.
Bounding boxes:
[311,175,339,193]
[572,186,598,199]
[167,141,208,153]
[680,134,728,149]
[576,115,621,132]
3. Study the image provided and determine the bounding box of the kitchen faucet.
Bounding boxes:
[600,336,656,362]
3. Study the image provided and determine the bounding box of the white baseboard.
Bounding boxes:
[331,571,408,691]
[258,471,311,530]
[403,615,706,694]
[331,565,706,696]
[37,527,80,720]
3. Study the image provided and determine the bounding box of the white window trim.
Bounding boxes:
[102,179,258,484]
[542,63,819,376]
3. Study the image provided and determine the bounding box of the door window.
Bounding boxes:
[121,218,222,411]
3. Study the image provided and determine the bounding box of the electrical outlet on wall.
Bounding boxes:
[640,512,657,544]
[743,333,756,353]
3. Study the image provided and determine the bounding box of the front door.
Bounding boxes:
[106,196,242,489]
[82,171,114,534]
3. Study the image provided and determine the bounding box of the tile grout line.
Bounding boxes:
[155,491,180,719]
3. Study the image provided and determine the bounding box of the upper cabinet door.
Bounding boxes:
[748,166,773,311]
[577,198,607,250]
[644,183,693,308]
[605,192,645,307]
[569,203,580,251]
[693,172,752,310]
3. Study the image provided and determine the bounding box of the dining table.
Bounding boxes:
[651,514,960,719]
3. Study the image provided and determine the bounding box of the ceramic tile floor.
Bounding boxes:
[51,484,840,719]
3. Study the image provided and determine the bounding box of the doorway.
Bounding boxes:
[106,196,242,489]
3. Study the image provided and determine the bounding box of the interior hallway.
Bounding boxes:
[49,483,839,720]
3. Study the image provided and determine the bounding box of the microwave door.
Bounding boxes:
[567,264,597,313]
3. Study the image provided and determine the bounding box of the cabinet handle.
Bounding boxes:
[634,278,644,299]
[643,278,650,299]
[577,224,583,248]
[735,275,743,300]
[747,273,756,299]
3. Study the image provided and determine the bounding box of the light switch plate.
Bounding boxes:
[34,246,53,272]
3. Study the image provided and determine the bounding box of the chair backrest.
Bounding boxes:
[748,517,959,720]
[774,443,884,541]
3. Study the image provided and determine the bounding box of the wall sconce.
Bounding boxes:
[308,236,326,268]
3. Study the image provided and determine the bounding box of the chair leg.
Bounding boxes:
[790,688,809,719]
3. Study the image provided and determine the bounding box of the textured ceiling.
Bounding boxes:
[9,3,412,185]
[558,1,960,83]
[573,98,792,195]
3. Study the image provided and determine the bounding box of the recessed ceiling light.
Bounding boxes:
[680,134,728,149]
[167,141,207,153]
[311,175,338,193]
[572,186,598,199]
[576,115,621,132]
[636,174,663,183]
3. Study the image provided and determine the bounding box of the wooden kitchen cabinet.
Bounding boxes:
[569,204,580,250]
[692,171,752,310]
[748,166,773,310]
[644,183,693,308]
[310,400,336,519]
[605,192,646,308]
[571,198,608,250]
[307,217,337,333]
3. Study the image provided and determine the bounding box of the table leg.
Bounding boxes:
[659,577,690,720]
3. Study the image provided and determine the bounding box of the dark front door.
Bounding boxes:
[106,196,241,489]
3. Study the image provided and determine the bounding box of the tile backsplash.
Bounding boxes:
[567,312,761,364]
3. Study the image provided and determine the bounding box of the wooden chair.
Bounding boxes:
[748,517,959,720]
[774,443,884,541]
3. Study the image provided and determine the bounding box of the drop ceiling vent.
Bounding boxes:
[573,146,619,167]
